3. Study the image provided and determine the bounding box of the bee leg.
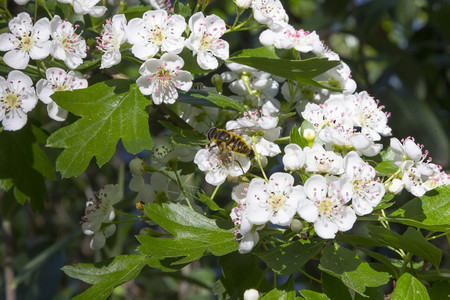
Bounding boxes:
[236,159,245,175]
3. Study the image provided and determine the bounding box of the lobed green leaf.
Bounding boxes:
[388,185,450,231]
[47,80,153,177]
[63,255,148,300]
[137,203,238,266]
[319,246,390,296]
[256,240,325,276]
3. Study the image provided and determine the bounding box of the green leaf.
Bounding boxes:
[322,272,352,300]
[375,160,398,177]
[197,191,226,212]
[137,203,238,265]
[214,252,271,299]
[47,80,153,177]
[0,124,55,211]
[392,273,430,300]
[184,89,246,112]
[389,185,450,231]
[429,281,450,300]
[173,1,191,17]
[261,277,296,300]
[368,226,442,268]
[256,241,325,275]
[230,45,280,59]
[62,255,148,300]
[300,290,330,300]
[319,246,390,296]
[289,125,302,146]
[228,46,342,91]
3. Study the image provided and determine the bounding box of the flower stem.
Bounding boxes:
[252,136,269,182]
[299,268,321,284]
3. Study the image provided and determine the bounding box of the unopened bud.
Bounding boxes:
[388,179,404,194]
[211,74,223,94]
[243,289,259,300]
[234,0,252,9]
[130,157,145,176]
[302,128,316,147]
[290,219,303,233]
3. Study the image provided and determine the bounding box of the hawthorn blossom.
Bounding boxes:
[347,91,392,137]
[194,146,251,186]
[127,10,186,60]
[129,157,145,192]
[301,94,383,156]
[245,172,305,226]
[252,0,289,30]
[235,0,252,9]
[222,63,280,113]
[259,25,321,53]
[72,0,107,17]
[282,144,305,171]
[226,110,281,158]
[96,14,127,69]
[298,175,356,239]
[186,12,229,70]
[80,184,122,250]
[390,137,425,167]
[0,71,37,131]
[50,15,87,69]
[136,53,193,105]
[0,12,51,69]
[230,183,262,254]
[342,152,385,216]
[36,67,88,121]
[150,0,172,10]
[304,144,343,175]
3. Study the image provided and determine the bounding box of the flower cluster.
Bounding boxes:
[80,184,122,250]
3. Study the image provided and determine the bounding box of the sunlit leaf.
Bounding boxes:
[47,80,153,177]
[137,203,238,266]
[391,273,430,300]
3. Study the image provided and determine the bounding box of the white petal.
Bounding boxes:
[3,50,29,69]
[47,102,68,121]
[90,232,106,250]
[314,217,338,239]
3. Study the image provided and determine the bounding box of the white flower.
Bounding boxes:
[50,15,87,69]
[252,0,289,30]
[194,146,251,186]
[245,172,305,226]
[390,137,424,166]
[36,67,87,121]
[81,184,122,250]
[97,15,127,69]
[225,110,281,158]
[388,178,404,194]
[298,175,356,239]
[230,183,262,253]
[342,152,385,216]
[259,25,321,53]
[13,0,31,4]
[186,12,229,70]
[136,53,193,105]
[347,91,391,137]
[235,0,252,9]
[73,0,107,17]
[244,289,260,300]
[0,70,37,131]
[149,0,172,10]
[304,144,343,175]
[282,144,305,171]
[127,10,186,60]
[0,12,51,69]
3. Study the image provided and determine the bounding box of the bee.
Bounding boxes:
[206,127,253,173]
